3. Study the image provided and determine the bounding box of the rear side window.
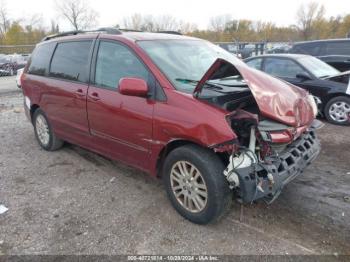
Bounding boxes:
[50,41,92,83]
[246,58,263,70]
[27,43,56,76]
[264,58,305,78]
[325,42,350,56]
[291,43,321,56]
[94,41,149,89]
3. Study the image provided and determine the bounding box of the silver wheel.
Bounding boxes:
[170,161,208,213]
[329,101,350,123]
[35,114,50,146]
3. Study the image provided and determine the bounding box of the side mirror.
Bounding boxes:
[296,73,311,81]
[118,77,148,97]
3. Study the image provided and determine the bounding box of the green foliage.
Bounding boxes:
[0,21,46,45]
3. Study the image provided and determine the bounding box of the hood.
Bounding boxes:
[323,70,350,84]
[193,58,315,127]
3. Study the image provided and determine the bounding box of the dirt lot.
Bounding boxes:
[0,76,349,255]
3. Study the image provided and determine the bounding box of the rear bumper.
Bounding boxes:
[236,122,321,204]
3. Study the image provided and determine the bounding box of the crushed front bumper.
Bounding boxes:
[235,124,321,204]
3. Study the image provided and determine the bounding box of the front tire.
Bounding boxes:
[324,96,350,125]
[162,144,232,224]
[33,109,64,151]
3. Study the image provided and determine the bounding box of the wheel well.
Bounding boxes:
[156,140,197,178]
[323,93,350,109]
[155,140,228,178]
[30,104,40,123]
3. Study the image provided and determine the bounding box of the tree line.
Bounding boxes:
[0,0,349,47]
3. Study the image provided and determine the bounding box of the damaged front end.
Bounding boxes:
[222,117,322,204]
[197,58,323,204]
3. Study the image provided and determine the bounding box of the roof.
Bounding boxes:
[120,32,197,41]
[245,54,310,61]
[293,38,350,45]
[40,28,197,43]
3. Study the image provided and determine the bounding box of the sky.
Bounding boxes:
[3,0,350,30]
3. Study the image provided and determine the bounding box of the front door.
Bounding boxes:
[87,40,154,171]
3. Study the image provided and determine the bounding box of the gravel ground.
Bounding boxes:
[0,77,349,255]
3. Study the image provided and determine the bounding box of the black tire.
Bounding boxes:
[162,144,232,224]
[324,96,350,125]
[33,109,64,151]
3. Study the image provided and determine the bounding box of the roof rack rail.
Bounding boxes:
[118,28,143,32]
[41,27,122,41]
[157,31,182,35]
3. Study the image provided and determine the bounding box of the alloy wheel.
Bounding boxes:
[36,115,50,146]
[329,101,350,123]
[170,161,208,213]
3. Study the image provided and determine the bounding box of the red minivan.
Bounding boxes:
[21,28,322,224]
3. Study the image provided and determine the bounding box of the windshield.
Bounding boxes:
[138,40,244,93]
[298,56,339,78]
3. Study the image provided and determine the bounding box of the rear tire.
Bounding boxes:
[33,109,64,151]
[324,96,350,125]
[162,144,232,224]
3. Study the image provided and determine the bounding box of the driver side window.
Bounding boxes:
[264,58,305,78]
[94,41,149,90]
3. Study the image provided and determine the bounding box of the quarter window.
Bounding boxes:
[264,58,305,78]
[50,41,92,83]
[28,43,56,76]
[94,41,149,89]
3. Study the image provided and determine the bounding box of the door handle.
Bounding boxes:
[90,92,100,101]
[75,88,85,96]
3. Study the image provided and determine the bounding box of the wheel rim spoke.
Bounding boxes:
[36,115,50,145]
[170,161,208,213]
[329,101,350,123]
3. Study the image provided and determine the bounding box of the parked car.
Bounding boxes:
[0,54,28,76]
[289,39,350,72]
[21,29,321,224]
[267,44,291,54]
[245,54,350,125]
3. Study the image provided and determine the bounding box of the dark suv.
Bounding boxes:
[21,28,321,224]
[289,39,350,72]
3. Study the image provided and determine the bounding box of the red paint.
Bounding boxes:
[269,130,294,144]
[21,33,317,177]
[195,58,315,127]
[119,77,148,97]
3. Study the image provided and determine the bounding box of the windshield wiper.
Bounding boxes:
[175,78,224,91]
[319,75,330,78]
[175,78,199,85]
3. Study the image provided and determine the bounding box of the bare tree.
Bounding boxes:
[0,0,10,38]
[296,2,325,40]
[122,13,143,30]
[153,15,178,31]
[208,14,232,32]
[122,14,181,32]
[55,0,99,30]
[178,21,198,34]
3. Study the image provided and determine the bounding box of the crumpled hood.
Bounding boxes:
[193,58,315,127]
